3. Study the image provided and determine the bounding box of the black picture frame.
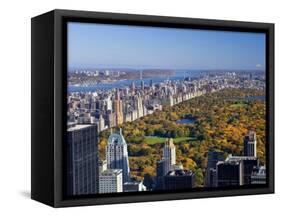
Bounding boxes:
[31,9,274,208]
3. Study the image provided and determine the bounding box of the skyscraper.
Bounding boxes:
[163,138,176,171]
[244,131,257,157]
[157,158,170,177]
[113,91,123,125]
[216,159,244,187]
[99,169,123,193]
[205,150,225,187]
[226,155,259,185]
[67,123,99,195]
[131,81,135,93]
[156,158,170,190]
[141,80,145,90]
[106,128,130,183]
[163,169,194,190]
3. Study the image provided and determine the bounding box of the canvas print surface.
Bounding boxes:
[66,22,266,196]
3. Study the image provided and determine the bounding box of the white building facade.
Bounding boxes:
[99,169,123,194]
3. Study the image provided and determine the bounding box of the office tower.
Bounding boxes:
[163,169,194,190]
[205,150,224,187]
[226,155,259,185]
[113,91,123,125]
[106,128,130,183]
[67,124,99,195]
[244,131,257,157]
[123,181,147,192]
[99,169,123,193]
[216,159,243,187]
[163,138,176,171]
[251,166,266,184]
[156,158,170,190]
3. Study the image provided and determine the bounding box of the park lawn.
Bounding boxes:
[144,136,196,145]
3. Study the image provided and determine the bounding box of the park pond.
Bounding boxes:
[176,115,196,125]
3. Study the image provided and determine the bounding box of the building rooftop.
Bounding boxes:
[217,160,240,166]
[166,169,193,177]
[67,123,93,131]
[226,154,258,162]
[100,169,122,176]
[246,130,256,140]
[108,128,127,146]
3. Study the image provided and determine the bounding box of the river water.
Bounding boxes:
[68,70,204,92]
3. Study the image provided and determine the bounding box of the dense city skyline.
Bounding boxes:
[68,22,265,70]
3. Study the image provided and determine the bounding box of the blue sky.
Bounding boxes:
[68,22,266,70]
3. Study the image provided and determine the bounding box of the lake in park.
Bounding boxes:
[176,116,196,125]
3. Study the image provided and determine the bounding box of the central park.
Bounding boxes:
[98,88,266,187]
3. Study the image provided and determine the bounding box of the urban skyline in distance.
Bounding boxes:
[66,22,267,196]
